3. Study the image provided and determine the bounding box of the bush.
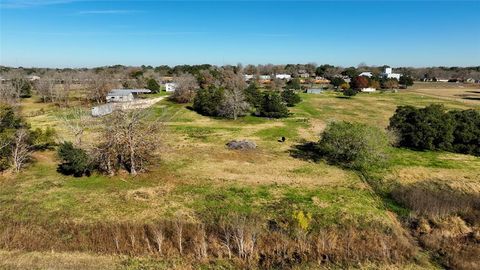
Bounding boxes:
[259,92,289,118]
[330,77,345,88]
[318,121,389,171]
[31,127,57,150]
[193,87,224,117]
[343,88,357,97]
[399,76,414,88]
[388,105,455,151]
[286,78,301,90]
[146,78,160,93]
[57,141,91,177]
[449,109,480,156]
[281,89,301,107]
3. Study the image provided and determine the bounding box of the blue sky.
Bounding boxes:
[1,0,479,68]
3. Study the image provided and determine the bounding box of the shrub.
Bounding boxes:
[449,109,480,156]
[259,92,289,118]
[193,87,224,117]
[281,89,301,107]
[340,82,350,91]
[318,121,389,171]
[31,127,57,150]
[146,78,160,93]
[330,77,345,88]
[57,141,91,177]
[343,88,357,97]
[399,76,414,88]
[388,105,455,151]
[286,78,301,90]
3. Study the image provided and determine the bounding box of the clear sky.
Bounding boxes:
[1,0,479,68]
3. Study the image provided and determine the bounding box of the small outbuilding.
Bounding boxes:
[306,88,323,94]
[361,87,376,93]
[165,83,177,92]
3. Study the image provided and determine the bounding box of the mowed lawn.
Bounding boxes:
[1,89,479,230]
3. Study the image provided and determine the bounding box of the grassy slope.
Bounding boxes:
[1,89,479,268]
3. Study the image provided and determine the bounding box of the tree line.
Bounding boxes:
[170,68,301,119]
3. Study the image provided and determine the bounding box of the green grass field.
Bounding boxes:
[1,89,479,269]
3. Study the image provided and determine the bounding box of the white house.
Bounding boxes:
[165,83,177,92]
[244,74,255,81]
[259,75,271,80]
[275,74,292,80]
[359,72,373,78]
[380,68,401,80]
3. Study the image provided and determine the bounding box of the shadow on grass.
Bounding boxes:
[466,90,480,94]
[462,97,480,101]
[288,141,322,162]
[335,96,352,99]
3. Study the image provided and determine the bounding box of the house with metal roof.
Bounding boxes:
[106,89,151,103]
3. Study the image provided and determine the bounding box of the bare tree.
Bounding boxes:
[0,81,16,104]
[217,69,249,120]
[10,128,31,173]
[35,78,56,103]
[97,108,163,175]
[88,72,113,104]
[62,108,89,146]
[171,73,199,103]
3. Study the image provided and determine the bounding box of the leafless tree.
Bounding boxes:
[218,68,249,119]
[35,78,56,103]
[62,107,89,146]
[268,78,286,91]
[97,108,163,176]
[10,128,31,173]
[171,73,199,103]
[0,81,16,104]
[88,72,113,104]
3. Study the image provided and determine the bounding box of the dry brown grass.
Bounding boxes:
[407,82,480,104]
[0,250,119,270]
[162,143,359,187]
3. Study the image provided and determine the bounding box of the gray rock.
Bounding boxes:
[226,140,257,150]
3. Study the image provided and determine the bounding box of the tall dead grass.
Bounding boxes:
[391,181,480,270]
[0,216,417,269]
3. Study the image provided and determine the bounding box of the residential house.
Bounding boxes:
[359,72,373,78]
[165,83,177,92]
[275,74,292,80]
[380,68,401,80]
[106,89,151,103]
